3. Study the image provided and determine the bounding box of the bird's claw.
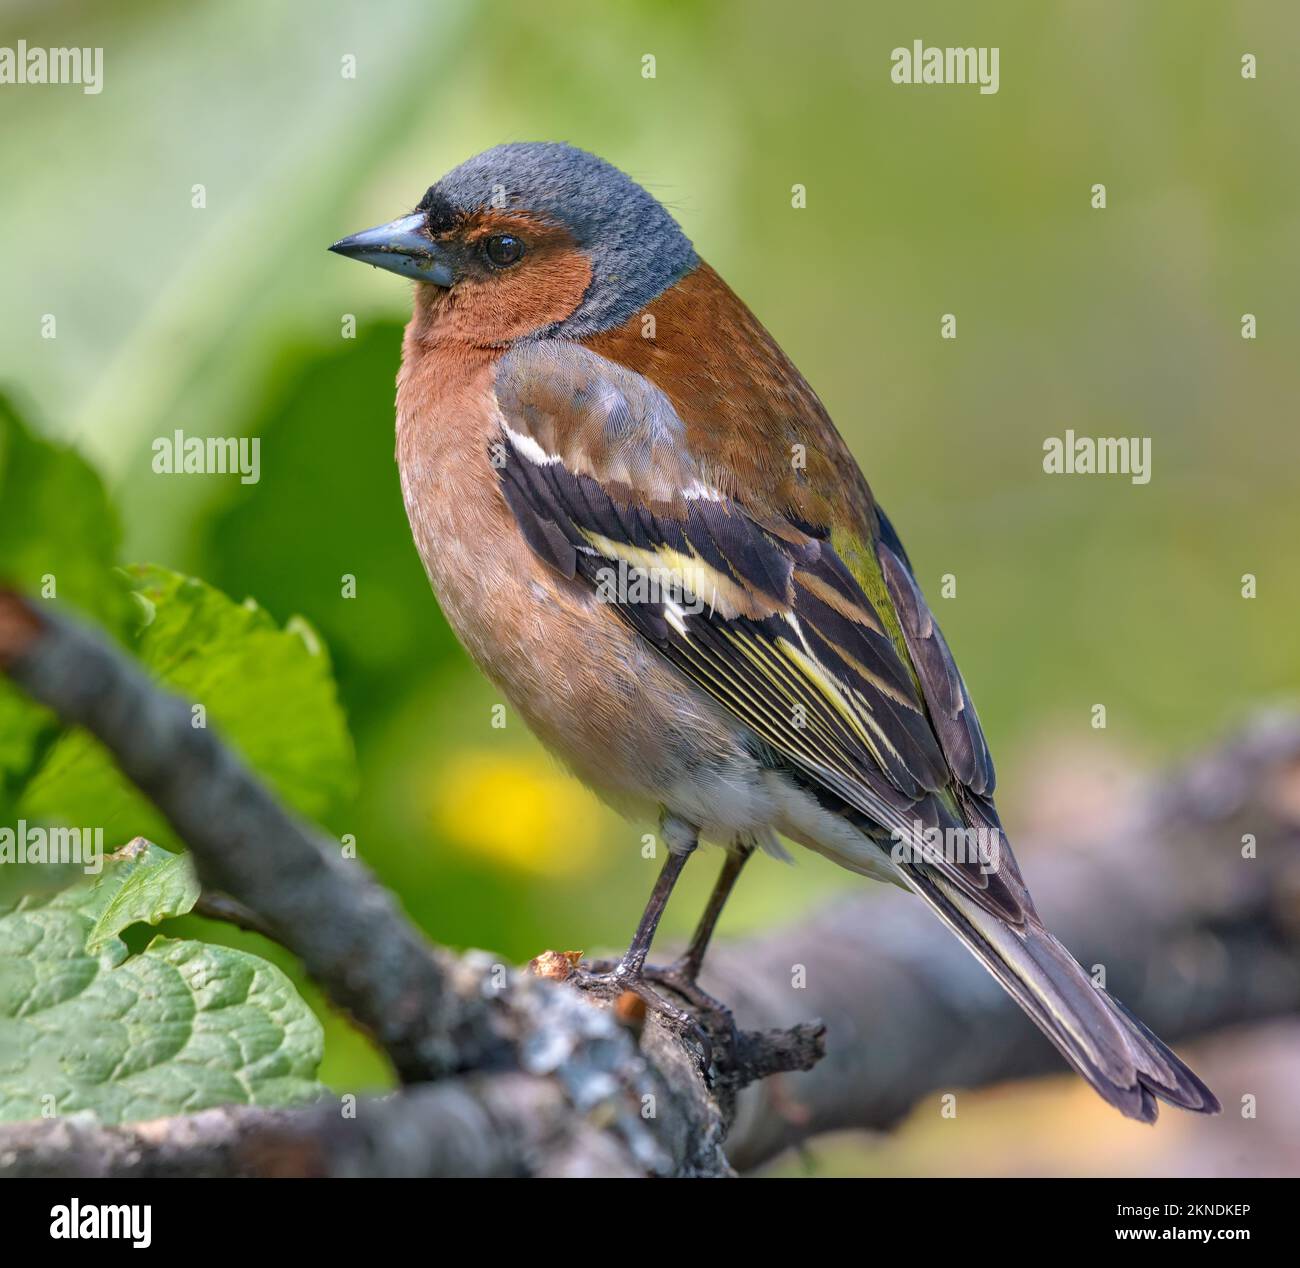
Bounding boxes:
[646,958,736,1030]
[569,957,733,1076]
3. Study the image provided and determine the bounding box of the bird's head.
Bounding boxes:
[330,142,697,344]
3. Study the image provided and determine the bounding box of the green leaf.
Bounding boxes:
[84,840,201,956]
[20,564,358,849]
[0,840,323,1123]
[0,395,132,818]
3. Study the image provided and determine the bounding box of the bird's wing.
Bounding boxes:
[492,341,1029,925]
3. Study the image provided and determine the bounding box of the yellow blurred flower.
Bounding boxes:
[428,748,606,876]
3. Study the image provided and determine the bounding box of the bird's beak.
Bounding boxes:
[328,213,455,286]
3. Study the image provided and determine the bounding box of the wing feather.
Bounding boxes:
[493,341,1026,924]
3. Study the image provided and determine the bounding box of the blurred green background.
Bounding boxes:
[2,0,1297,1173]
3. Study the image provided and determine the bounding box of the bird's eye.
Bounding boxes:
[483,234,525,268]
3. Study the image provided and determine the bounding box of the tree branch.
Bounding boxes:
[1,592,1297,1175]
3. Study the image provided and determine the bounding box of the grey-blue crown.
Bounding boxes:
[422,142,698,337]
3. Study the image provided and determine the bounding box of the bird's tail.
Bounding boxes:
[906,870,1220,1123]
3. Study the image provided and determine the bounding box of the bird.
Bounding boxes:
[330,141,1219,1123]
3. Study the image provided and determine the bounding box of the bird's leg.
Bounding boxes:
[677,842,754,981]
[648,842,754,1018]
[573,815,702,1035]
[613,822,696,983]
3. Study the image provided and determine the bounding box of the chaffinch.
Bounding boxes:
[331,142,1217,1122]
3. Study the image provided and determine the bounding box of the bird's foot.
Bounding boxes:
[569,958,715,1072]
[644,957,736,1030]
